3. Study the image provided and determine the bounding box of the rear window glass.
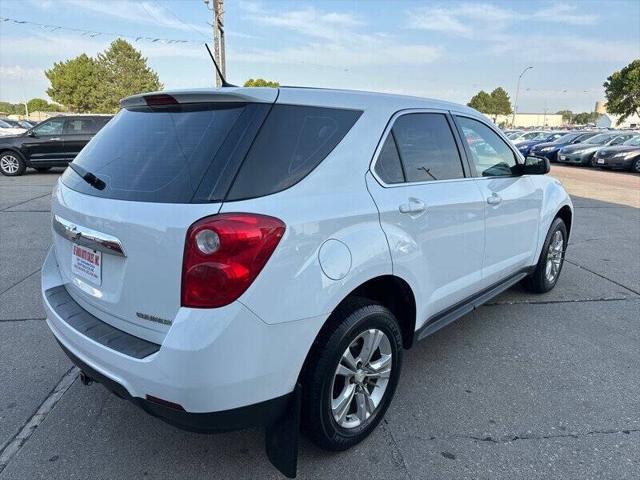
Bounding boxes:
[61,104,251,203]
[226,105,362,201]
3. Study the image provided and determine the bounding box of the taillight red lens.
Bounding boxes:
[181,213,285,308]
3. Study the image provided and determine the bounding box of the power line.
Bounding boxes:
[152,0,209,41]
[0,16,204,45]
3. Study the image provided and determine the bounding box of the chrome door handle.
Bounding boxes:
[399,198,426,214]
[487,193,502,205]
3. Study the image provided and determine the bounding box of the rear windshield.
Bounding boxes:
[62,102,361,203]
[62,103,258,203]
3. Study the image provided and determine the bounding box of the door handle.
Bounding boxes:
[49,137,62,141]
[487,193,502,205]
[399,198,426,214]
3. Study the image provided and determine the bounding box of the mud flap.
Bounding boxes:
[265,383,302,478]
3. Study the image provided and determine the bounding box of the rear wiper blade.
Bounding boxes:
[68,163,106,191]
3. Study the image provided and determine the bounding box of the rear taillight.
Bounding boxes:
[181,213,285,308]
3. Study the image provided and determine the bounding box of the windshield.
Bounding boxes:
[0,120,12,128]
[585,134,614,145]
[622,136,640,146]
[552,133,578,143]
[506,132,522,139]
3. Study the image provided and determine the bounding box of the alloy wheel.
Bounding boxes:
[331,328,392,429]
[0,154,19,175]
[545,230,564,283]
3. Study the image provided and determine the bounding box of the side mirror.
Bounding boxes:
[26,130,36,137]
[523,155,550,175]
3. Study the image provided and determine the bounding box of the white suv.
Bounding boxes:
[42,87,572,477]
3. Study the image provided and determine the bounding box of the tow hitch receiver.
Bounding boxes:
[79,371,94,386]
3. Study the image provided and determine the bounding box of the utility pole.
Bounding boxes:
[512,66,533,127]
[204,0,226,87]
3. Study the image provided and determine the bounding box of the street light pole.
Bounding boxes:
[512,66,533,127]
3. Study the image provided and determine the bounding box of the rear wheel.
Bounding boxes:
[523,217,567,293]
[631,157,640,173]
[0,151,26,176]
[301,299,403,451]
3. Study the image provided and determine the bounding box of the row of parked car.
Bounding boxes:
[0,118,38,136]
[504,128,640,173]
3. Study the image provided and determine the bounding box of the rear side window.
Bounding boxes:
[61,103,252,203]
[374,135,405,184]
[226,105,362,201]
[63,118,99,135]
[390,113,464,182]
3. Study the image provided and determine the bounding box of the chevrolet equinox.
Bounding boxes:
[42,87,572,477]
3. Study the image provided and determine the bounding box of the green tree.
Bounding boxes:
[27,98,51,112]
[467,90,493,114]
[45,54,102,112]
[603,59,640,125]
[488,87,512,121]
[573,112,599,125]
[0,102,26,115]
[96,39,163,112]
[243,78,280,88]
[556,110,573,123]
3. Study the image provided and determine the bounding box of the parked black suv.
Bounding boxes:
[0,115,111,176]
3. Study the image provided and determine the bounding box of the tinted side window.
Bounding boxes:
[374,135,404,184]
[456,116,517,177]
[64,118,98,135]
[391,113,464,182]
[34,118,64,136]
[227,105,362,201]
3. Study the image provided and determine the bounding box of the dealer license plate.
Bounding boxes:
[71,244,102,286]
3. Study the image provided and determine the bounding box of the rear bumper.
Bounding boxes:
[42,247,323,423]
[57,339,292,432]
[593,157,633,169]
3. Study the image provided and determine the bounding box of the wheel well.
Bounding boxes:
[320,275,417,351]
[0,148,26,162]
[556,205,572,239]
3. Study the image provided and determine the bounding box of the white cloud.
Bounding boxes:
[236,3,440,67]
[409,2,598,36]
[0,65,45,80]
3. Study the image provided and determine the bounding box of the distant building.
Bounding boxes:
[596,113,640,129]
[594,100,607,114]
[494,113,563,128]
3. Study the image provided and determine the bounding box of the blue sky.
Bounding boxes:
[0,0,638,112]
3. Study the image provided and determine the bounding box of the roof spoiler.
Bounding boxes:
[120,88,279,109]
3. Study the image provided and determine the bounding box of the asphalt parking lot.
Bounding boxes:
[1,165,638,479]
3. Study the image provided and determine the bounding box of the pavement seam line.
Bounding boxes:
[565,259,640,296]
[0,317,46,323]
[0,367,78,474]
[485,297,630,306]
[0,193,51,212]
[412,428,640,445]
[0,269,41,297]
[381,419,413,480]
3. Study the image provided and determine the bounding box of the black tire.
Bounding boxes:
[0,151,26,176]
[631,157,640,174]
[301,298,403,451]
[34,166,52,172]
[522,217,567,293]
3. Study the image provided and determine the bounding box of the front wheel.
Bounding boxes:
[301,299,403,451]
[523,217,567,293]
[631,157,640,173]
[0,151,26,176]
